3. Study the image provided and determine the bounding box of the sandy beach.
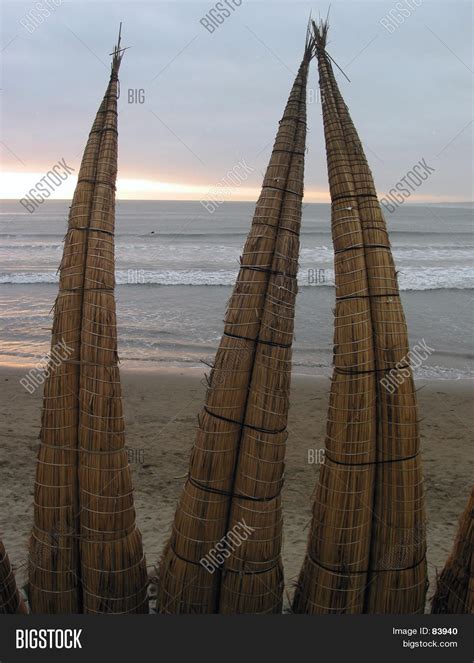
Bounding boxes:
[0,364,471,610]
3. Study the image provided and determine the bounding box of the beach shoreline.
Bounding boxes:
[0,365,471,610]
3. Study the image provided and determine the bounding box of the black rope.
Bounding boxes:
[279,116,307,124]
[361,226,389,234]
[327,159,370,172]
[324,450,420,467]
[336,293,400,301]
[261,184,301,197]
[170,545,279,575]
[247,222,300,237]
[333,243,364,255]
[89,127,118,136]
[240,265,291,279]
[307,553,426,576]
[334,364,411,375]
[187,474,282,503]
[59,287,114,293]
[223,562,279,576]
[69,226,114,237]
[169,546,202,567]
[331,192,379,203]
[272,148,306,156]
[278,225,300,237]
[77,177,116,190]
[203,406,286,435]
[334,244,391,255]
[223,330,292,350]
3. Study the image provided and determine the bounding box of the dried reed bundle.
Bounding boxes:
[157,30,314,614]
[431,488,473,614]
[0,540,28,614]
[293,20,426,614]
[77,32,148,616]
[29,28,147,614]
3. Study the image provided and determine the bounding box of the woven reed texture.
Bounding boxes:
[29,36,148,614]
[431,488,473,614]
[292,21,426,614]
[0,540,28,614]
[157,38,313,614]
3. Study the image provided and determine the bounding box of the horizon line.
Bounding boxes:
[1,198,473,205]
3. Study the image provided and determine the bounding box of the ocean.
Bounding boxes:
[0,199,472,379]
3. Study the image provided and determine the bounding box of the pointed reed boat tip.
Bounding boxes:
[29,21,147,613]
[312,18,329,50]
[293,17,425,615]
[304,14,318,62]
[157,34,311,614]
[312,19,351,83]
[109,22,128,74]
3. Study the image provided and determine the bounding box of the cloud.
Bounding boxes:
[1,0,472,201]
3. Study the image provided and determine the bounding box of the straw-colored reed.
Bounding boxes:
[321,28,426,612]
[431,488,473,614]
[157,31,314,614]
[0,540,28,614]
[29,30,148,614]
[292,20,426,614]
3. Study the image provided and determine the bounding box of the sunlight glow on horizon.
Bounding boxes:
[0,172,469,204]
[0,172,330,203]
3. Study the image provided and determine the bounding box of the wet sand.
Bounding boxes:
[0,365,472,611]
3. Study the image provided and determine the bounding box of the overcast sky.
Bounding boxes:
[1,0,472,201]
